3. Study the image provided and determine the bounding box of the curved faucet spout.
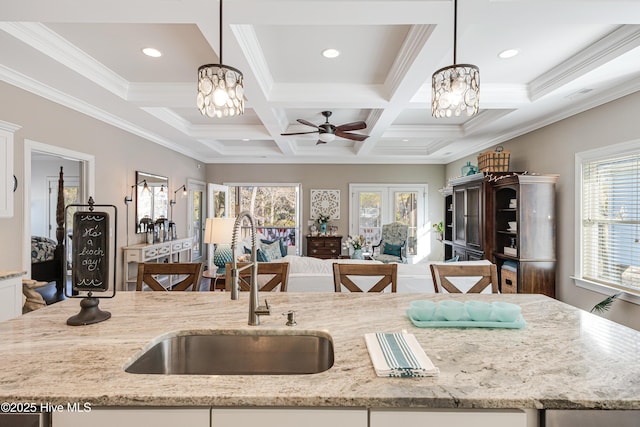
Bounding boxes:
[229,211,269,325]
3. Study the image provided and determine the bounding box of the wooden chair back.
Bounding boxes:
[225,262,290,292]
[332,263,398,292]
[429,263,499,293]
[136,262,204,291]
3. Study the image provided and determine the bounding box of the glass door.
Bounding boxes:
[188,180,206,262]
[350,184,428,261]
[206,183,230,268]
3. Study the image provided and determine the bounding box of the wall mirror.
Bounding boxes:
[135,171,168,233]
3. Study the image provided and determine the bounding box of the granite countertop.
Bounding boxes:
[0,270,25,280]
[0,292,639,410]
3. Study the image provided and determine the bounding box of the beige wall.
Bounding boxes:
[0,82,206,286]
[206,163,447,261]
[445,92,640,330]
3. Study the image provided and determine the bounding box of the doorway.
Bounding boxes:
[23,140,95,299]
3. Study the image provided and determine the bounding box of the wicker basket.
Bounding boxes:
[477,146,510,172]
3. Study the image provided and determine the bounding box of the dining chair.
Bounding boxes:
[225,262,290,292]
[429,263,499,293]
[332,263,398,292]
[136,262,204,291]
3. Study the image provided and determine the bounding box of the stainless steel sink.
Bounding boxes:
[125,330,334,375]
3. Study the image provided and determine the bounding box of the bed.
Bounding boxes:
[30,166,65,298]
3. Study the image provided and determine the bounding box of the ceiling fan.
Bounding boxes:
[281,111,369,144]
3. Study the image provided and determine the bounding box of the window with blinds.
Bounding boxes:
[581,151,640,294]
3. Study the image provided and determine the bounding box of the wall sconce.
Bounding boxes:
[124,180,149,204]
[169,184,187,221]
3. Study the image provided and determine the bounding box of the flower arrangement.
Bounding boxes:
[346,234,365,250]
[316,213,330,224]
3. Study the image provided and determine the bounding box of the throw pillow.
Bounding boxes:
[444,255,460,263]
[383,243,402,257]
[244,246,269,262]
[260,240,283,261]
[261,238,287,257]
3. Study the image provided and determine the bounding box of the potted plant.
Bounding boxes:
[432,221,444,241]
[316,213,330,235]
[346,235,366,259]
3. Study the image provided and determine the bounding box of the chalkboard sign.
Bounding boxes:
[72,211,110,291]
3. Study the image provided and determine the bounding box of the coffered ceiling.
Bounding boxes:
[1,0,640,164]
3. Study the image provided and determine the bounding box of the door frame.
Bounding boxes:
[23,139,94,276]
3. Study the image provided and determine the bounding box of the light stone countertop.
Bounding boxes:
[0,292,639,410]
[0,270,25,280]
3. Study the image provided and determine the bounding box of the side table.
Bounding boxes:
[202,267,226,291]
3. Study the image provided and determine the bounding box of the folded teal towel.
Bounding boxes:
[364,332,439,377]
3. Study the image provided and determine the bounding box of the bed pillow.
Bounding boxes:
[244,246,269,262]
[383,243,402,257]
[260,240,283,261]
[261,238,287,258]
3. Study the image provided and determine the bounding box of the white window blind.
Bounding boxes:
[582,151,640,294]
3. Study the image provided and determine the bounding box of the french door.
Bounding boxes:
[349,184,427,262]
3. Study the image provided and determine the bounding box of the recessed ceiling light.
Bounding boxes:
[142,47,162,58]
[498,49,519,59]
[322,48,340,59]
[242,138,250,141]
[402,139,409,142]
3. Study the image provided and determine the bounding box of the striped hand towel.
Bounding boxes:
[364,332,439,377]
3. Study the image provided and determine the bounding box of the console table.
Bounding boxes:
[122,237,193,290]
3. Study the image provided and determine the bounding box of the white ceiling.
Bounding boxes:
[2,0,640,164]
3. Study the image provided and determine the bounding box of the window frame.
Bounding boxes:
[224,182,302,255]
[574,140,640,305]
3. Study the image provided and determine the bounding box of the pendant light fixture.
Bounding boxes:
[197,0,244,118]
[432,0,479,118]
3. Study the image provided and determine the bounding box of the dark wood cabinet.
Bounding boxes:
[442,172,557,297]
[492,174,558,297]
[445,173,494,261]
[305,235,343,259]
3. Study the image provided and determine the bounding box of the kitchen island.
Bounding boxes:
[0,292,638,426]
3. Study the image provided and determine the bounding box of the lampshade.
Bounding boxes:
[432,64,479,118]
[203,217,235,244]
[431,0,480,118]
[318,132,336,143]
[196,0,244,118]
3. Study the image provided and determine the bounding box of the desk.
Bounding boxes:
[202,268,225,291]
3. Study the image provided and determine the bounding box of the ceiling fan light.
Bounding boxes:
[318,133,336,143]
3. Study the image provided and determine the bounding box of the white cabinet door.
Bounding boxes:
[52,408,210,427]
[370,408,528,427]
[0,276,22,322]
[212,408,367,427]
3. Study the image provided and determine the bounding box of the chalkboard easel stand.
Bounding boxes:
[67,291,111,326]
[65,197,117,326]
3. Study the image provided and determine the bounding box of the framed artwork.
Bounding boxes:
[310,189,340,220]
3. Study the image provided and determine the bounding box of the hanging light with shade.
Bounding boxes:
[197,0,244,118]
[432,0,479,118]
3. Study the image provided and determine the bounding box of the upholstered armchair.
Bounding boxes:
[371,222,409,263]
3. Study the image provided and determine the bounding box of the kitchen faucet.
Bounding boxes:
[229,211,271,325]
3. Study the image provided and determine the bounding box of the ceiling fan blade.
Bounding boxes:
[336,130,369,141]
[315,139,326,145]
[297,119,320,128]
[336,121,367,132]
[281,130,320,136]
